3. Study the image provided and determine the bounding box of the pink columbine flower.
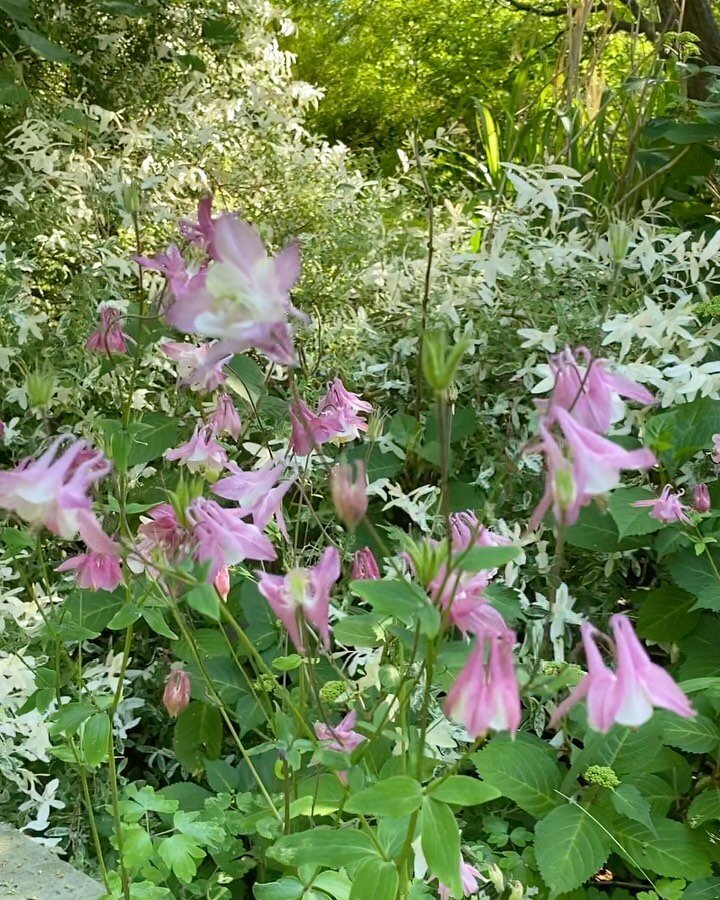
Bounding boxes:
[161,341,231,393]
[210,392,241,440]
[314,710,365,783]
[351,547,381,580]
[444,628,521,738]
[163,669,191,717]
[214,566,231,602]
[632,485,691,524]
[164,424,227,475]
[544,346,654,434]
[330,461,368,529]
[86,307,132,355]
[178,196,218,257]
[693,483,711,514]
[551,615,694,732]
[186,498,276,581]
[289,398,342,455]
[256,546,340,651]
[290,378,373,455]
[0,437,110,540]
[213,463,292,538]
[438,859,484,900]
[56,550,123,592]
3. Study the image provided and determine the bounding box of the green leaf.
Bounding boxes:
[333,614,386,648]
[420,798,460,897]
[157,833,205,883]
[267,829,379,868]
[121,824,154,872]
[646,396,720,472]
[688,787,720,825]
[659,712,720,753]
[611,784,654,830]
[684,879,720,899]
[0,73,28,105]
[570,723,663,778]
[61,589,123,637]
[349,857,399,900]
[158,783,211,812]
[608,486,663,539]
[272,654,303,671]
[666,547,720,608]
[350,579,437,636]
[173,702,222,772]
[0,0,31,23]
[142,607,178,639]
[97,0,147,17]
[565,505,619,552]
[129,412,179,466]
[17,28,78,63]
[185,584,220,621]
[535,803,611,894]
[253,879,305,900]
[635,585,701,642]
[204,759,241,793]
[174,810,224,848]
[610,817,712,880]
[426,775,501,806]
[456,545,520,570]
[345,776,423,818]
[623,773,675,818]
[80,712,110,767]
[49,702,94,738]
[472,735,564,817]
[107,602,142,630]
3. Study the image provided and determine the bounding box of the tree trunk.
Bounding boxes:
[658,0,720,97]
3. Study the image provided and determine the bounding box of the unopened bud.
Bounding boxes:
[421,330,469,394]
[607,221,631,263]
[487,863,505,893]
[508,881,524,900]
[693,483,711,513]
[163,668,190,717]
[26,369,55,410]
[319,680,347,703]
[214,565,230,602]
[584,764,619,789]
[330,461,368,529]
[121,180,142,214]
[351,547,380,580]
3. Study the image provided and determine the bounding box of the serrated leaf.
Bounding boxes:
[635,585,701,641]
[426,775,500,806]
[420,798,460,897]
[610,817,712,880]
[535,803,611,894]
[349,857,398,900]
[204,759,241,793]
[565,505,619,552]
[611,784,654,830]
[345,776,422,818]
[659,712,720,753]
[608,486,663,539]
[157,833,205,883]
[688,787,720,825]
[570,722,663,778]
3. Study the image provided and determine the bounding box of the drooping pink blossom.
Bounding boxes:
[437,859,484,900]
[210,391,241,440]
[632,485,691,525]
[289,398,343,456]
[256,546,340,651]
[164,424,227,475]
[449,511,510,555]
[186,498,276,581]
[444,629,520,738]
[330,461,368,529]
[290,379,373,456]
[214,566,231,602]
[161,340,231,393]
[551,615,694,732]
[693,483,711,514]
[314,710,365,783]
[86,307,132,355]
[212,463,292,538]
[351,547,380,580]
[178,196,218,257]
[543,346,654,434]
[56,550,123,592]
[163,669,191,717]
[0,437,110,540]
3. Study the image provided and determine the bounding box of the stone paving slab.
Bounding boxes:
[0,824,104,899]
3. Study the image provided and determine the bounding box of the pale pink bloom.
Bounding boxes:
[351,547,380,580]
[137,503,186,558]
[161,340,230,393]
[551,615,694,732]
[178,196,218,257]
[0,437,110,540]
[213,463,292,538]
[448,595,509,638]
[56,550,123,592]
[164,424,227,474]
[438,859,483,900]
[444,629,520,737]
[314,710,365,783]
[135,244,194,300]
[632,484,691,524]
[210,392,241,440]
[86,307,131,355]
[289,398,343,456]
[544,346,654,433]
[256,546,340,651]
[449,511,510,555]
[290,379,372,455]
[712,434,720,465]
[186,497,276,580]
[163,669,191,717]
[693,483,711,514]
[330,461,368,528]
[214,566,231,602]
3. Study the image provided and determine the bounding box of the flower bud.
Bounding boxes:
[584,764,619,789]
[163,668,191,717]
[319,680,347,703]
[330,461,368,529]
[693,483,711,513]
[121,180,142,214]
[508,881,524,900]
[607,221,632,263]
[351,547,380,580]
[487,863,505,893]
[421,330,469,394]
[214,565,230,602]
[26,369,55,410]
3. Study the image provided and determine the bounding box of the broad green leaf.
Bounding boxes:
[185,583,220,621]
[420,798,460,898]
[345,776,423,818]
[611,784,654,830]
[623,773,675,817]
[107,602,142,630]
[377,816,411,858]
[349,857,399,900]
[141,607,177,639]
[680,616,720,679]
[426,775,500,806]
[81,712,110,767]
[158,783,212,812]
[333,613,386,648]
[157,833,205,883]
[204,759,241,793]
[688,787,720,825]
[608,486,663,539]
[121,824,154,871]
[350,579,437,636]
[17,28,78,63]
[173,702,222,772]
[314,871,352,900]
[49,702,94,738]
[253,879,304,900]
[610,817,713,880]
[646,396,720,471]
[0,0,31,22]
[472,735,564,817]
[174,810,224,848]
[535,803,611,894]
[129,412,179,466]
[267,829,379,868]
[635,585,701,642]
[456,545,520,570]
[570,722,663,778]
[346,443,403,480]
[565,505,619,552]
[61,589,123,637]
[666,547,720,609]
[684,879,720,899]
[659,712,720,753]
